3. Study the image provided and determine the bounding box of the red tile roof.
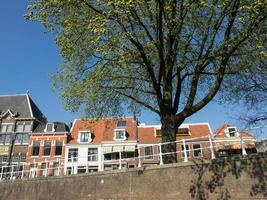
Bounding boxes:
[214,123,254,139]
[137,123,212,143]
[68,117,137,144]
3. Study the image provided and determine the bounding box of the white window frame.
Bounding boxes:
[1,123,13,133]
[193,144,202,157]
[78,131,92,143]
[181,144,190,158]
[44,123,55,132]
[144,146,154,160]
[113,129,126,141]
[227,127,238,137]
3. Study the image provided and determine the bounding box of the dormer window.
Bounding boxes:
[79,131,92,143]
[155,126,190,137]
[227,127,237,137]
[114,129,126,140]
[45,123,55,132]
[117,120,127,127]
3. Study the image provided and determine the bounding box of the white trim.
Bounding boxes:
[113,129,127,141]
[44,123,55,133]
[138,122,211,128]
[0,109,16,118]
[78,131,92,143]
[26,94,34,118]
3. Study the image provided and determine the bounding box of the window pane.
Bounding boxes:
[115,130,124,139]
[32,142,40,156]
[44,141,51,156]
[1,125,7,133]
[5,134,11,144]
[16,124,24,132]
[6,125,13,132]
[88,148,98,161]
[22,134,29,144]
[144,146,153,159]
[0,134,6,144]
[117,121,127,127]
[80,132,90,142]
[182,145,190,158]
[193,144,201,157]
[53,162,60,176]
[40,163,48,176]
[55,141,63,156]
[46,123,53,132]
[68,148,78,162]
[24,124,31,132]
[15,133,23,144]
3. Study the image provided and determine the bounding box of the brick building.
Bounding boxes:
[0,94,47,178]
[213,123,257,156]
[26,122,69,177]
[137,123,214,165]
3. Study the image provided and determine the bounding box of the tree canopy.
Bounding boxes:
[26,0,267,162]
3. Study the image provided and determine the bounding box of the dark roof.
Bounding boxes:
[0,94,47,122]
[34,121,70,133]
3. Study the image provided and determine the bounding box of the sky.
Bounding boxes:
[0,1,265,139]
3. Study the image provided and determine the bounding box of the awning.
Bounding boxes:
[124,145,136,152]
[102,146,113,153]
[113,146,124,152]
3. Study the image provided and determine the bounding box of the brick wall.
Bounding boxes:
[0,152,266,200]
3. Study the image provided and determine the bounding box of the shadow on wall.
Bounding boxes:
[189,153,267,200]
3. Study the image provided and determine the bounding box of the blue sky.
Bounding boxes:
[0,1,265,138]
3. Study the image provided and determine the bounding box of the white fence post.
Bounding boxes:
[138,147,141,167]
[158,143,163,165]
[119,151,122,169]
[0,166,3,180]
[209,134,216,159]
[10,165,14,180]
[183,139,188,162]
[240,135,247,156]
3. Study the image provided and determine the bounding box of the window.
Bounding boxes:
[32,141,40,156]
[40,162,48,176]
[43,141,51,156]
[155,129,161,137]
[117,120,127,127]
[68,148,78,162]
[177,128,190,136]
[193,144,202,157]
[16,124,24,132]
[15,133,29,144]
[45,123,54,132]
[16,123,31,132]
[144,146,153,160]
[0,134,10,144]
[114,129,126,140]
[79,132,91,143]
[88,148,98,161]
[77,166,86,174]
[55,141,63,156]
[228,127,237,137]
[29,163,37,178]
[53,162,60,176]
[1,124,13,133]
[181,144,190,158]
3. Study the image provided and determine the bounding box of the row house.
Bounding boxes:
[26,122,69,178]
[137,123,214,165]
[213,124,257,156]
[0,94,47,178]
[65,117,138,174]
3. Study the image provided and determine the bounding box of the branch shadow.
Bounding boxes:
[189,152,267,200]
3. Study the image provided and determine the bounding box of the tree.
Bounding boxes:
[26,0,267,163]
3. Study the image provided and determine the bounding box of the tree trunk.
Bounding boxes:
[161,115,183,164]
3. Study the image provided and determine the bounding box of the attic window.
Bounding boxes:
[117,120,127,127]
[114,129,126,140]
[79,131,92,143]
[177,127,190,136]
[227,127,237,137]
[156,129,162,137]
[45,123,54,132]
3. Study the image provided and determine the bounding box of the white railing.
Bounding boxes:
[0,135,255,181]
